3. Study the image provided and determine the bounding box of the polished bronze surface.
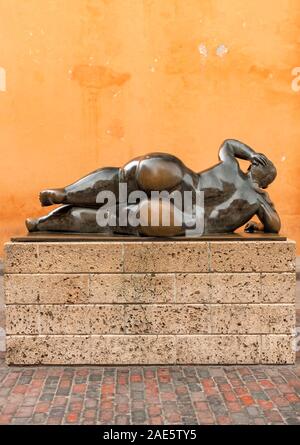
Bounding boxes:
[26,139,281,236]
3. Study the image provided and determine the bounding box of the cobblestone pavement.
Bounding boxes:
[0,352,300,425]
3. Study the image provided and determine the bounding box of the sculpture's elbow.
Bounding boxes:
[265,216,281,233]
[274,217,281,233]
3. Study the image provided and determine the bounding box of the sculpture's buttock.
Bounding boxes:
[136,155,184,192]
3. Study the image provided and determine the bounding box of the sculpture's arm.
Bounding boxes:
[219,139,268,166]
[245,192,281,233]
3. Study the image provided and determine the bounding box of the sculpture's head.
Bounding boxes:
[248,158,277,189]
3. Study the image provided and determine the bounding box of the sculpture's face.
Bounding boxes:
[249,161,277,189]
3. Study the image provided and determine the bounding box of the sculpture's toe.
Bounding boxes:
[26,218,38,232]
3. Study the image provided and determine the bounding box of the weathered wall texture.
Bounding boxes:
[0,0,299,252]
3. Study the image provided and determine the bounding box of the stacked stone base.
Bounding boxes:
[4,240,296,365]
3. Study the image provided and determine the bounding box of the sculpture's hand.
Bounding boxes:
[251,153,268,166]
[244,221,260,233]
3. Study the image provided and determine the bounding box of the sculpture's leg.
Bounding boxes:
[26,205,113,233]
[40,167,120,207]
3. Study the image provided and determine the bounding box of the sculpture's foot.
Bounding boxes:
[26,217,38,232]
[39,188,66,206]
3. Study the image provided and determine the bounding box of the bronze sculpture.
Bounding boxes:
[26,139,280,237]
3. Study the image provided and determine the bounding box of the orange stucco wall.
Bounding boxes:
[0,0,299,254]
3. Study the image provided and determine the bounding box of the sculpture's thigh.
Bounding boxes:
[65,167,120,206]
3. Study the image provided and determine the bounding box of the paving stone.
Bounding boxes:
[0,355,297,425]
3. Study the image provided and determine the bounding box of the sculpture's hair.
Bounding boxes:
[248,158,277,188]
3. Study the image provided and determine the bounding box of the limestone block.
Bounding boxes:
[123,242,209,272]
[260,304,295,333]
[210,273,260,303]
[261,273,296,303]
[4,243,39,273]
[37,243,123,273]
[175,274,211,303]
[6,305,125,335]
[6,335,176,365]
[89,335,176,365]
[257,242,296,272]
[124,304,210,334]
[210,241,295,272]
[211,304,295,334]
[235,336,262,364]
[6,305,40,335]
[90,273,175,303]
[261,335,295,364]
[4,274,89,304]
[176,335,260,364]
[6,335,93,365]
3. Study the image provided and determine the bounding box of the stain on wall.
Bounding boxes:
[0,0,299,253]
[72,65,130,89]
[0,67,6,92]
[72,65,130,161]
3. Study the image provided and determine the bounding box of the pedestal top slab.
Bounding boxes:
[11,232,287,242]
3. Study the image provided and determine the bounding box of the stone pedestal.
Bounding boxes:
[4,239,296,365]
